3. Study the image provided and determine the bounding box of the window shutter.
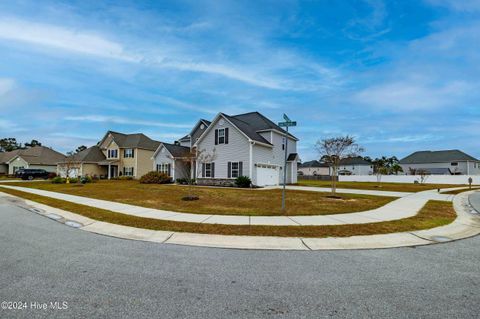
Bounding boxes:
[239,161,243,176]
[215,129,218,145]
[211,162,215,178]
[132,149,135,158]
[225,127,229,144]
[227,162,231,178]
[123,149,126,157]
[168,164,171,176]
[132,167,135,177]
[202,163,205,177]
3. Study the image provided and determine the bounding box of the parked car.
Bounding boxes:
[15,169,50,180]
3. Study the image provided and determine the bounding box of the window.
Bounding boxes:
[451,162,458,166]
[228,161,242,178]
[107,149,118,158]
[156,163,170,175]
[123,167,134,176]
[124,149,134,158]
[215,128,229,145]
[205,163,212,177]
[218,128,225,144]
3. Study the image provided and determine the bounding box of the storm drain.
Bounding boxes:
[46,213,62,220]
[431,236,452,242]
[65,221,82,228]
[29,208,43,214]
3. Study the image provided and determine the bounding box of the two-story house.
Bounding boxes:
[152,112,299,187]
[58,131,160,179]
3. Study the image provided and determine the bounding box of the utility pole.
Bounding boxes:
[278,114,296,212]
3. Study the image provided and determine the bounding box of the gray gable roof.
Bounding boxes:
[62,146,106,163]
[101,131,161,151]
[339,156,372,166]
[399,150,479,164]
[299,160,329,168]
[1,146,65,165]
[162,143,191,158]
[230,112,297,140]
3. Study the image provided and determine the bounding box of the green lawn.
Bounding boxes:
[0,187,455,237]
[296,179,469,193]
[4,180,395,216]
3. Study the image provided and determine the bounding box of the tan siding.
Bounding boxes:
[82,164,107,177]
[135,149,155,178]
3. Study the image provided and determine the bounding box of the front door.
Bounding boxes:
[109,165,118,179]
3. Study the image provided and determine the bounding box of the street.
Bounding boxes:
[1,196,479,319]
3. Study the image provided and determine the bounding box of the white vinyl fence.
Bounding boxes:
[339,175,480,185]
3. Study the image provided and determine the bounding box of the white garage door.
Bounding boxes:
[256,165,279,186]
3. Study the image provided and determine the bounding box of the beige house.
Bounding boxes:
[57,146,108,178]
[58,131,160,179]
[0,146,65,175]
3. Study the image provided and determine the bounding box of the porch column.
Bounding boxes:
[172,160,176,181]
[108,163,111,180]
[191,160,194,179]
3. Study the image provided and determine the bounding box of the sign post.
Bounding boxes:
[278,114,297,212]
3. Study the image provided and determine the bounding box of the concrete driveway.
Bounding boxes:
[1,197,479,318]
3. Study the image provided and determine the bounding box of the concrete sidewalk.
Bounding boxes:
[1,190,478,250]
[0,185,453,226]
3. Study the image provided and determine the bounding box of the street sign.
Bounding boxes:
[283,113,291,122]
[278,121,296,127]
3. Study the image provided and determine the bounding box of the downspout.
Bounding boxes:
[467,160,470,175]
[249,141,253,181]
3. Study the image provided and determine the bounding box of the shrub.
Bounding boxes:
[176,177,195,185]
[68,178,79,184]
[118,176,133,180]
[47,172,57,179]
[80,176,93,184]
[51,176,65,184]
[139,171,172,184]
[235,176,251,188]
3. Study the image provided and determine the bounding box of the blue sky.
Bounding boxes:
[0,0,479,160]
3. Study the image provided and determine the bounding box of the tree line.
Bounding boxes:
[0,137,87,154]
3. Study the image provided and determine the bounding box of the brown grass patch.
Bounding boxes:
[5,180,394,216]
[0,188,455,238]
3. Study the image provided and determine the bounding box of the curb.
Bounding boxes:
[2,191,479,251]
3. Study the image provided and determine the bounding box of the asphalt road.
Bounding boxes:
[470,191,480,213]
[1,196,479,319]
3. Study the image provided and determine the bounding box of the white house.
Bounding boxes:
[337,157,374,175]
[399,150,480,175]
[152,112,299,187]
[298,160,330,176]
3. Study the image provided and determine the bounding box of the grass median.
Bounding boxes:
[0,187,455,238]
[5,180,395,216]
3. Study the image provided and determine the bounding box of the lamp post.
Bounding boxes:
[278,114,297,212]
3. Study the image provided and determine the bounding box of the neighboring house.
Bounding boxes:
[337,157,374,175]
[57,131,160,179]
[0,146,65,175]
[57,146,107,178]
[399,150,480,175]
[152,112,299,186]
[298,160,330,176]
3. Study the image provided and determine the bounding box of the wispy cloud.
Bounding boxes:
[64,115,192,129]
[0,78,15,95]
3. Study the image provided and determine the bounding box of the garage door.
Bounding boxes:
[256,165,279,186]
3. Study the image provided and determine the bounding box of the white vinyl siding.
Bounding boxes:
[196,118,250,180]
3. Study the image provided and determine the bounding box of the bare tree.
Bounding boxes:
[416,169,429,184]
[178,147,217,200]
[315,136,364,197]
[60,151,80,182]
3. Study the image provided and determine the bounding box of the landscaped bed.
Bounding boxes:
[441,187,480,195]
[0,187,455,237]
[5,180,395,216]
[296,179,470,193]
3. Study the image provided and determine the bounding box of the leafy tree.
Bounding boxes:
[25,139,42,148]
[0,138,22,152]
[75,145,87,153]
[315,135,364,197]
